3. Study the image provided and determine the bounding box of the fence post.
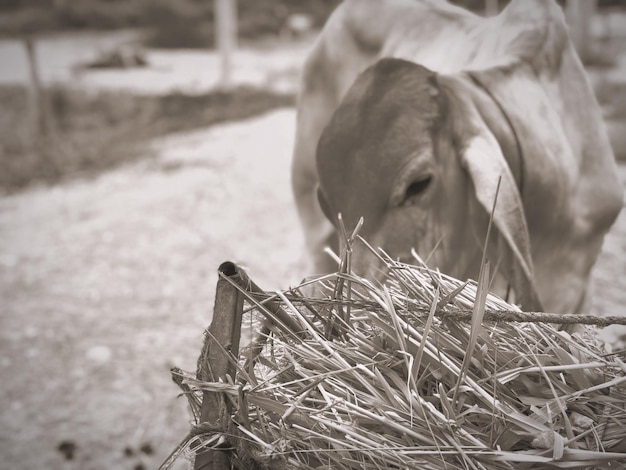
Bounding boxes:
[23,36,48,139]
[214,0,237,89]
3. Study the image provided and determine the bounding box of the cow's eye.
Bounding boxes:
[403,176,432,204]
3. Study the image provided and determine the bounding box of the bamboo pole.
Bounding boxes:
[190,262,308,469]
[194,262,244,470]
[221,264,307,338]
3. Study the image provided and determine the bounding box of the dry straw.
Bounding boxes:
[165,234,626,469]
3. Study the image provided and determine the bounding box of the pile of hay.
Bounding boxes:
[166,243,626,469]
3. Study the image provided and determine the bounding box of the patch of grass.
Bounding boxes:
[141,1,214,49]
[143,22,213,50]
[0,85,294,191]
[154,89,295,133]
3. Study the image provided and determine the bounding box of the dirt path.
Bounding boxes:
[1,108,625,469]
[0,110,307,469]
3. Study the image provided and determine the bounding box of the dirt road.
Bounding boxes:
[0,110,307,469]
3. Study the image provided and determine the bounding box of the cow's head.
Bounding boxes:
[316,58,541,310]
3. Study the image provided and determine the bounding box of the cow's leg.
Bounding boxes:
[291,120,339,274]
[291,59,339,275]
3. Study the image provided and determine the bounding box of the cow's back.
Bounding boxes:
[309,0,559,105]
[309,0,482,104]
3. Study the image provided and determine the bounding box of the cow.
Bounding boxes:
[291,0,623,314]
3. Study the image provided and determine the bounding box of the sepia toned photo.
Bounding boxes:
[1,1,625,468]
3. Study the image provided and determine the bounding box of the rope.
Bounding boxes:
[246,293,626,327]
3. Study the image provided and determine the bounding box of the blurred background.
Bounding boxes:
[0,0,625,469]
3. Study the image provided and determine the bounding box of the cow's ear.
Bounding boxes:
[460,123,543,311]
[437,74,543,311]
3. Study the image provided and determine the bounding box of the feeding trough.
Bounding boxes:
[161,238,626,469]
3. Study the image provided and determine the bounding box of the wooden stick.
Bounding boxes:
[194,262,244,470]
